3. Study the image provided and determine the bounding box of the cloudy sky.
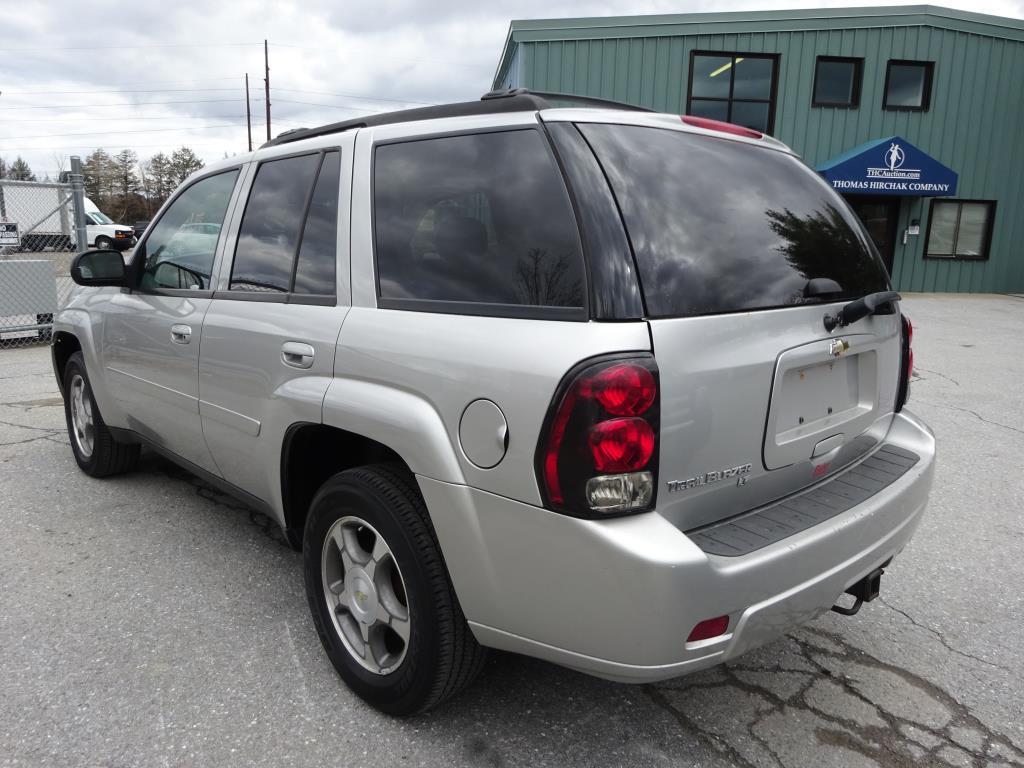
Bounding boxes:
[2,0,1022,179]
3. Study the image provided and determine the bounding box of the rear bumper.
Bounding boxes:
[421,409,935,683]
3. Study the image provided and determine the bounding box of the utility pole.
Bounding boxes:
[264,40,271,141]
[245,73,253,151]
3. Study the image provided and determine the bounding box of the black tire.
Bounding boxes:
[94,236,113,250]
[63,352,140,477]
[303,463,486,715]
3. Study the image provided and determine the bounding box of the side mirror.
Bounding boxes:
[70,249,126,287]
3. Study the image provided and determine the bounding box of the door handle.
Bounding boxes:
[281,341,315,369]
[170,324,192,344]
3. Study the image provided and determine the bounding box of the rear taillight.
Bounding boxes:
[537,356,659,517]
[895,314,913,412]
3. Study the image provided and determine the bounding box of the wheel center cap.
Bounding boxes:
[346,567,378,624]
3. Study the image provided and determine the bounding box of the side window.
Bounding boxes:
[373,130,585,310]
[230,153,321,293]
[139,170,239,291]
[293,151,341,296]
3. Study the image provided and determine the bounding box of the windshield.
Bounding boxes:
[578,123,890,318]
[89,210,113,224]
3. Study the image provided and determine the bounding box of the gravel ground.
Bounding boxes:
[0,294,1022,768]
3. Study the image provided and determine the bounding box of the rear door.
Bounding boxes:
[575,120,901,531]
[197,140,351,505]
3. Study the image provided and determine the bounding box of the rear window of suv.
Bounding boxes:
[578,123,890,318]
[373,129,585,315]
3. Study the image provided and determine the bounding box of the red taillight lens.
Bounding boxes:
[585,363,656,416]
[687,615,730,643]
[896,314,913,412]
[538,356,660,517]
[589,418,655,472]
[681,115,763,139]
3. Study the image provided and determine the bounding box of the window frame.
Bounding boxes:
[882,59,935,112]
[129,166,243,299]
[923,199,996,261]
[685,51,780,134]
[369,125,590,322]
[216,147,341,306]
[812,55,863,108]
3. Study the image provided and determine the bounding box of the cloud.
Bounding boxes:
[1,0,1022,179]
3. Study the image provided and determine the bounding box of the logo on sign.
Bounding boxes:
[885,143,905,171]
[868,143,920,180]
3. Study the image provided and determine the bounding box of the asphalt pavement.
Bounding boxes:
[1,294,1022,767]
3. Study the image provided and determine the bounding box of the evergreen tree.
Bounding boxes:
[82,148,114,202]
[8,156,36,181]
[146,152,173,202]
[112,149,140,198]
[169,146,204,185]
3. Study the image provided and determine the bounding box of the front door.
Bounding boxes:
[846,196,900,275]
[103,168,242,474]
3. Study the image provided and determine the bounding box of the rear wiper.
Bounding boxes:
[823,291,901,332]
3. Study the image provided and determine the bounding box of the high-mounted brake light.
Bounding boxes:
[538,357,660,517]
[681,115,763,139]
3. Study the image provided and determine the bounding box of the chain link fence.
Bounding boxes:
[0,175,85,349]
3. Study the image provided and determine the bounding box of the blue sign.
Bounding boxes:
[816,136,958,196]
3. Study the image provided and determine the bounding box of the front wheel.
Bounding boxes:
[63,352,139,476]
[303,464,486,715]
[94,235,113,249]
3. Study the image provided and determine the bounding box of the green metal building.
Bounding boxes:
[493,5,1024,293]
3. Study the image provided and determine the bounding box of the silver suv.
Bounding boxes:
[53,90,935,715]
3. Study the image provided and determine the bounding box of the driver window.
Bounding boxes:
[138,169,239,291]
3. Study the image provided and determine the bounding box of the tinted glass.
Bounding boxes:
[374,130,584,308]
[231,153,320,293]
[691,55,732,98]
[926,202,958,257]
[815,59,857,105]
[955,203,990,257]
[139,170,238,290]
[730,101,770,132]
[886,63,928,108]
[732,57,773,99]
[294,151,340,295]
[580,124,889,318]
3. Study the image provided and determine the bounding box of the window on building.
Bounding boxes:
[813,56,863,107]
[883,60,934,110]
[373,129,585,313]
[925,200,995,260]
[687,53,778,133]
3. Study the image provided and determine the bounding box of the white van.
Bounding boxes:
[84,197,135,251]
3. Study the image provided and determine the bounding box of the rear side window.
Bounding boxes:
[579,124,889,317]
[231,153,321,293]
[373,130,585,312]
[294,151,341,294]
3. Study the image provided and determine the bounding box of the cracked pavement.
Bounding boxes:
[1,294,1022,767]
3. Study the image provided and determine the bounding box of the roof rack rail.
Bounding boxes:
[261,89,649,148]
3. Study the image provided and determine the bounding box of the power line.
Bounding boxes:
[1,88,242,95]
[267,43,492,69]
[274,87,433,105]
[3,122,250,141]
[0,42,262,52]
[0,98,247,110]
[9,114,248,123]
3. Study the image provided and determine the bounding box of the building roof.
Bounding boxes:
[493,5,1024,86]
